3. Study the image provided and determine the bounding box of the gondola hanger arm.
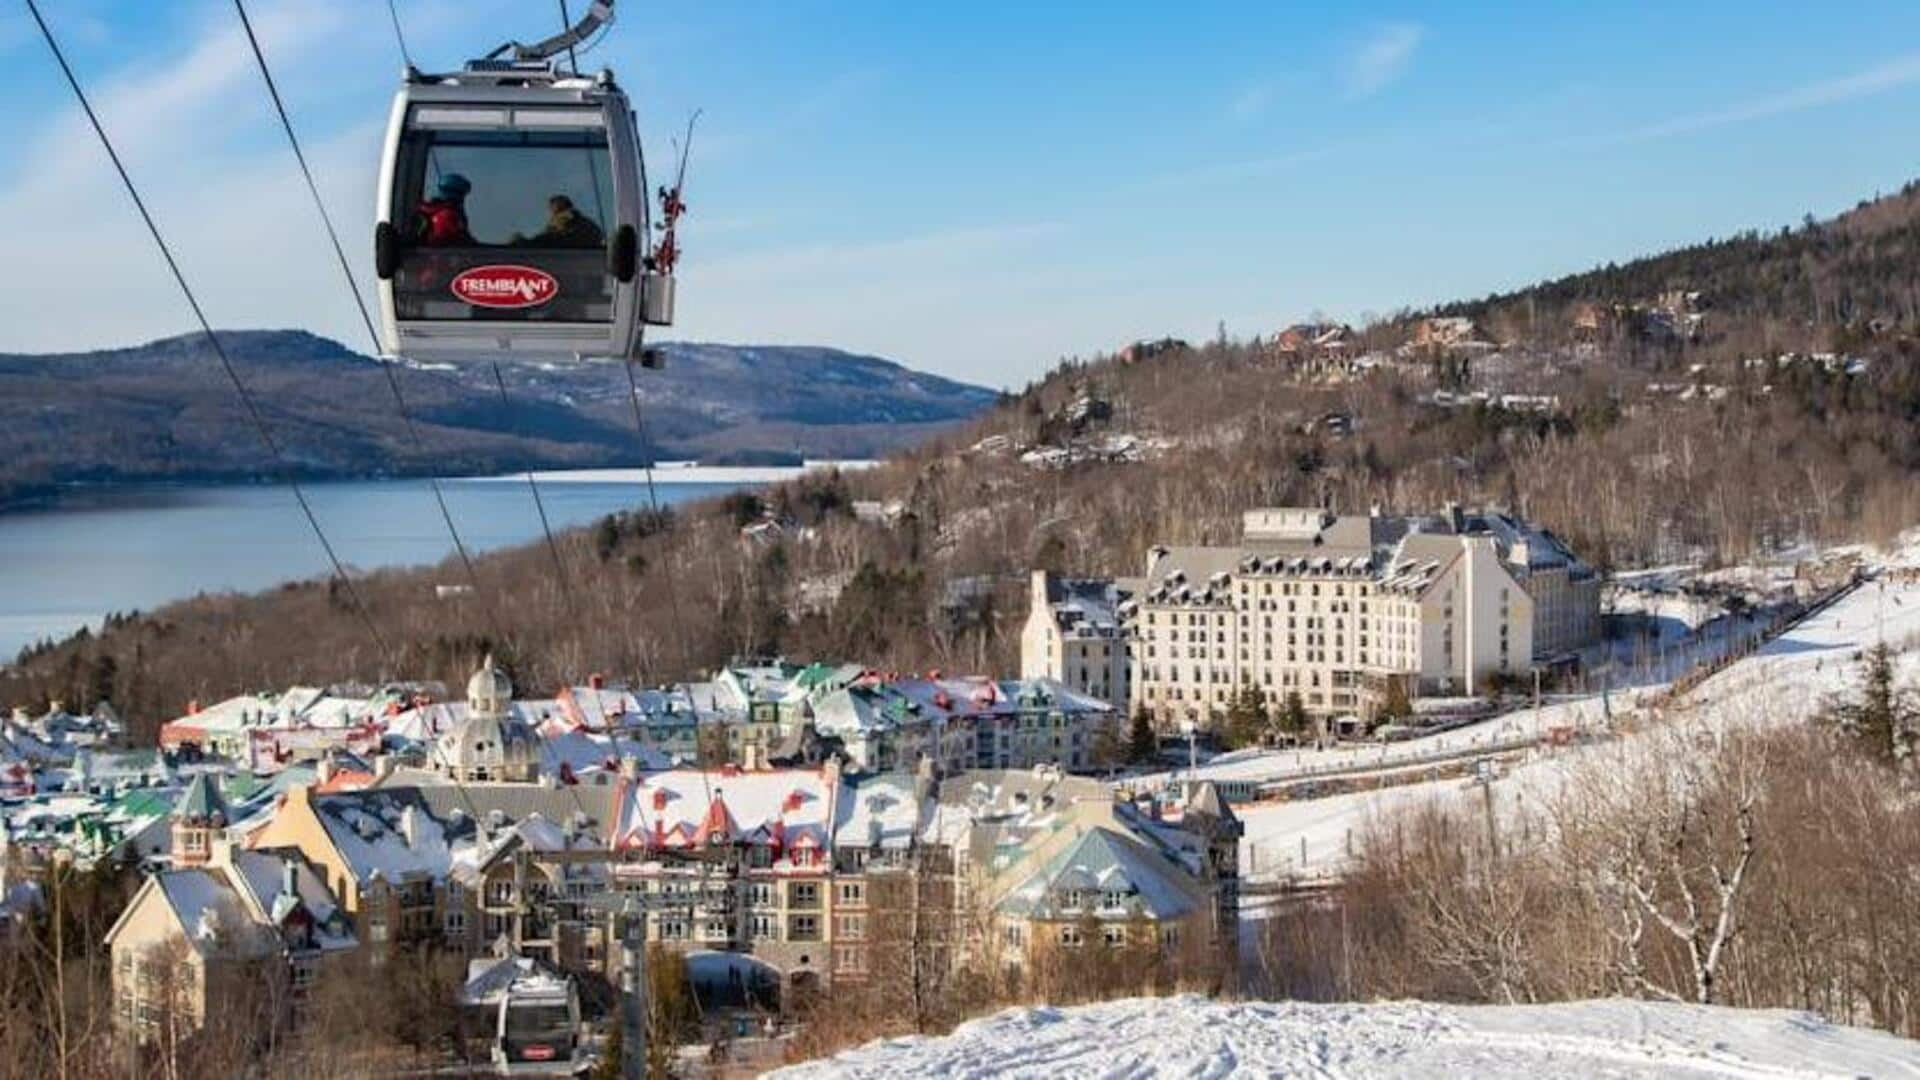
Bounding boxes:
[489,0,614,63]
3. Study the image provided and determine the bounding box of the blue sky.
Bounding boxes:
[5,2,1920,388]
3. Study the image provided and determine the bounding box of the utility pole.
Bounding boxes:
[1480,772,1499,856]
[619,898,647,1080]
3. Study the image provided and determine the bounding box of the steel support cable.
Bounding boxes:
[490,361,577,609]
[380,0,643,862]
[23,0,391,660]
[385,0,416,69]
[231,0,516,653]
[624,121,716,813]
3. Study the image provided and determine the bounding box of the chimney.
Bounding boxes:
[281,854,299,899]
[589,673,606,690]
[400,805,421,849]
[316,754,335,787]
[618,755,640,780]
[374,754,395,782]
[822,755,843,789]
[1146,545,1170,577]
[915,754,937,801]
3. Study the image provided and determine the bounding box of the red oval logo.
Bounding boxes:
[450,265,559,309]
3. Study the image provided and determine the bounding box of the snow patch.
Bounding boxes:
[773,994,1920,1078]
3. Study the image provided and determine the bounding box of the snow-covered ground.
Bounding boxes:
[774,994,1920,1078]
[1146,692,1613,796]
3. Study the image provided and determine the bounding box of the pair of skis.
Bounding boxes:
[650,109,701,275]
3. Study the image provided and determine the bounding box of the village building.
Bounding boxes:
[1266,322,1360,378]
[1021,571,1136,709]
[104,779,355,1043]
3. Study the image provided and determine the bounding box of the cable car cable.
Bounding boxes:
[557,0,581,73]
[623,128,711,791]
[230,0,513,653]
[552,1,611,239]
[490,360,577,607]
[385,0,417,70]
[22,0,392,662]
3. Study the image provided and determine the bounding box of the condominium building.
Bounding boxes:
[1021,571,1136,708]
[1129,506,1600,730]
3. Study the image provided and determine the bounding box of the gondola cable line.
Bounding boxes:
[22,0,393,665]
[231,0,514,654]
[382,0,706,841]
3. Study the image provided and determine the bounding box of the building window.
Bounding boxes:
[1059,925,1084,948]
[835,914,866,940]
[1102,925,1126,948]
[789,915,820,941]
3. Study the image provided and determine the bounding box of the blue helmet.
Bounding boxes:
[437,173,472,199]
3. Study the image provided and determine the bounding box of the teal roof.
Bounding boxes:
[997,826,1198,921]
[174,773,229,825]
[111,789,176,821]
[795,662,838,690]
[223,773,269,804]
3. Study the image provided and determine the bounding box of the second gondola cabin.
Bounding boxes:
[374,60,669,363]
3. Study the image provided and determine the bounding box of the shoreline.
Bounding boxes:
[0,460,880,517]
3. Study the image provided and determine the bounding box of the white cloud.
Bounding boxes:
[0,1,378,354]
[1345,22,1423,99]
[1599,50,1920,144]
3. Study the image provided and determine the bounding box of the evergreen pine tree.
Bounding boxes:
[1127,706,1158,763]
[1280,692,1308,737]
[1830,643,1912,764]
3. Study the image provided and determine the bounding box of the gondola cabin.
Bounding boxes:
[374,61,670,363]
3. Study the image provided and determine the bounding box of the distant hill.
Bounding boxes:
[0,332,998,503]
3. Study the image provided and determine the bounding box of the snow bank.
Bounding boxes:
[774,994,1920,1078]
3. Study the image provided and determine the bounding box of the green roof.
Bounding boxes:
[223,773,269,803]
[110,789,176,820]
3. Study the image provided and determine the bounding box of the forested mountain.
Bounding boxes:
[7,182,1920,727]
[1433,179,1920,360]
[0,332,998,504]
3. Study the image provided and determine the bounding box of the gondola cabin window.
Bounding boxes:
[390,106,616,325]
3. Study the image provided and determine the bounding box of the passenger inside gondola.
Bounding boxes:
[512,195,604,248]
[413,173,475,246]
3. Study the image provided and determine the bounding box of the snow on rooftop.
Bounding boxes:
[615,767,832,852]
[773,994,1920,1079]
